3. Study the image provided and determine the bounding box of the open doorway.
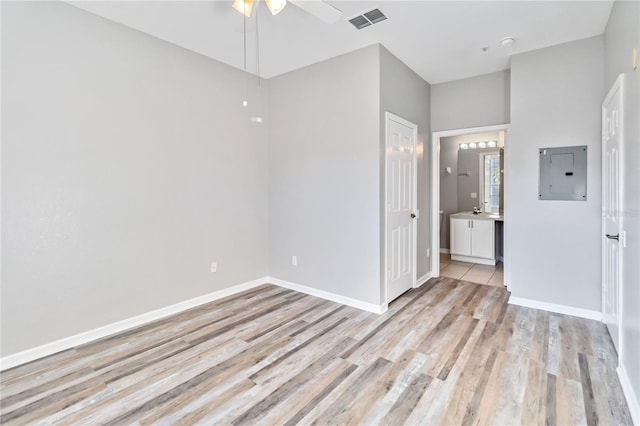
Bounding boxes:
[430,125,510,290]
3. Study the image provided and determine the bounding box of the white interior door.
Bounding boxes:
[602,74,624,353]
[385,113,417,303]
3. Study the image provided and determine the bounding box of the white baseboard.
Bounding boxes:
[509,296,602,321]
[416,273,432,287]
[451,254,496,266]
[0,277,268,371]
[267,277,387,315]
[439,248,450,254]
[1,275,389,371]
[618,362,640,425]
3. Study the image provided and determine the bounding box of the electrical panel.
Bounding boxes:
[538,146,587,201]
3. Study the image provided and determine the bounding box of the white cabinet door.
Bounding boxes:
[471,220,495,259]
[450,218,471,256]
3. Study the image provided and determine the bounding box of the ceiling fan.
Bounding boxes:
[232,0,343,24]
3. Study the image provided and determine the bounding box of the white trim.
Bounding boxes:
[431,124,510,285]
[451,254,496,266]
[415,272,432,288]
[0,277,268,371]
[268,277,387,314]
[509,296,602,321]
[439,248,450,254]
[617,362,640,426]
[0,276,393,371]
[384,112,418,304]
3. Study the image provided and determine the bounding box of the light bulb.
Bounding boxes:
[488,141,497,147]
[265,0,287,15]
[242,100,248,107]
[460,143,468,150]
[478,142,487,148]
[469,142,477,149]
[232,0,254,17]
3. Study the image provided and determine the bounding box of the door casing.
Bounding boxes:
[430,124,510,289]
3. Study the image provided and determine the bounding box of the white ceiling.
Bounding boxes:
[69,1,614,84]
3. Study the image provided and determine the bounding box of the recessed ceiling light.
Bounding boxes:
[500,37,515,47]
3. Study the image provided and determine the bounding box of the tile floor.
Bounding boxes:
[439,253,504,287]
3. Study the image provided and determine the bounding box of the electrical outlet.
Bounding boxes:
[471,192,478,199]
[292,256,297,266]
[211,262,218,273]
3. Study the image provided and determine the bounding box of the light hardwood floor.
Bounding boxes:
[0,278,632,425]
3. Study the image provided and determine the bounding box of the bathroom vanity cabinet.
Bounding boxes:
[450,213,502,265]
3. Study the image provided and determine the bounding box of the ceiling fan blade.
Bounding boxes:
[288,0,343,24]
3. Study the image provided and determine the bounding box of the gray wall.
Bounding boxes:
[439,138,458,249]
[604,0,640,410]
[431,70,511,132]
[379,46,432,287]
[268,45,382,305]
[509,36,604,312]
[1,1,269,356]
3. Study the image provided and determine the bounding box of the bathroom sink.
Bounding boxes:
[451,211,503,220]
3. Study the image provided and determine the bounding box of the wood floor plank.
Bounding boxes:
[0,278,632,425]
[584,353,634,425]
[310,357,392,425]
[556,376,587,425]
[546,373,557,426]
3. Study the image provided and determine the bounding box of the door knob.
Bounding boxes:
[606,233,619,240]
[410,213,416,219]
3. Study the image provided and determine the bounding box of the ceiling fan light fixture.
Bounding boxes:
[232,0,254,17]
[265,0,287,15]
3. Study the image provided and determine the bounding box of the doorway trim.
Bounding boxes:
[430,124,511,289]
[384,112,418,305]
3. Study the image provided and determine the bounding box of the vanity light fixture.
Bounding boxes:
[233,0,254,17]
[265,0,287,15]
[233,0,287,16]
[460,143,469,150]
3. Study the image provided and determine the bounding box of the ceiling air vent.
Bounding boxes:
[364,9,387,24]
[348,8,387,30]
[349,15,371,30]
